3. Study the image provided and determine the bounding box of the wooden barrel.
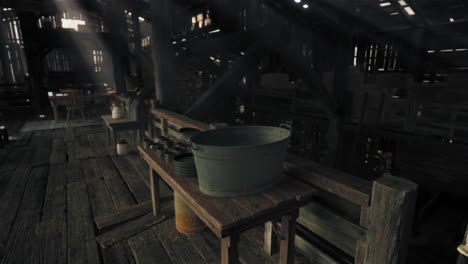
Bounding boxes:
[174,193,206,234]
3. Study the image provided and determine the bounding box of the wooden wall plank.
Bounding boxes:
[298,202,366,257]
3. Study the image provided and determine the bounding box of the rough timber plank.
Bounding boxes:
[42,163,67,220]
[0,147,27,172]
[295,235,339,264]
[103,241,136,264]
[96,156,136,208]
[33,216,67,264]
[0,172,10,195]
[15,131,32,146]
[66,141,80,161]
[153,218,206,264]
[66,162,99,264]
[82,159,116,218]
[284,155,372,206]
[77,135,93,160]
[50,128,65,139]
[298,202,366,257]
[95,200,153,231]
[1,166,48,264]
[49,138,67,164]
[111,155,151,203]
[96,208,172,248]
[87,133,110,158]
[185,231,221,263]
[98,133,117,156]
[28,132,52,167]
[64,127,76,142]
[128,227,173,264]
[0,168,31,257]
[35,163,68,264]
[125,153,173,199]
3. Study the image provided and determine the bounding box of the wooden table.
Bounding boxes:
[49,94,110,122]
[138,145,317,264]
[101,115,143,145]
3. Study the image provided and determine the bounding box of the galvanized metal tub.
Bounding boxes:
[190,126,291,197]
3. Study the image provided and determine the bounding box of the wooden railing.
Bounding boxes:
[147,108,418,264]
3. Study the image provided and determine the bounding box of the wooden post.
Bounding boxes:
[221,233,239,264]
[279,210,299,264]
[365,175,417,264]
[149,168,161,216]
[264,221,278,255]
[151,0,178,110]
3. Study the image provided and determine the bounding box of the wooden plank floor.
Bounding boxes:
[0,124,311,264]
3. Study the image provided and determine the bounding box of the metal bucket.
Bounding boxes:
[190,126,291,197]
[174,193,206,234]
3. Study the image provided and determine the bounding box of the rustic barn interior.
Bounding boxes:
[0,0,468,263]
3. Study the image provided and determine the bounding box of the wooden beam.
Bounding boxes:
[184,42,262,119]
[298,202,367,257]
[284,154,372,207]
[365,175,418,264]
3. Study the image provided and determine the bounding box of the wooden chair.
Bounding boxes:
[60,89,86,123]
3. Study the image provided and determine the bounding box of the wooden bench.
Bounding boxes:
[146,108,419,264]
[138,145,317,264]
[101,115,144,145]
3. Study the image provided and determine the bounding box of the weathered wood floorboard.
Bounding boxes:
[82,159,116,219]
[87,133,110,158]
[96,211,171,249]
[95,200,153,231]
[127,226,173,264]
[111,155,151,203]
[1,166,48,264]
[0,168,31,258]
[96,156,136,209]
[153,218,206,264]
[103,241,136,264]
[50,138,67,164]
[66,161,100,264]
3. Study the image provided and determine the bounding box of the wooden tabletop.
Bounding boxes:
[101,115,139,130]
[138,145,317,238]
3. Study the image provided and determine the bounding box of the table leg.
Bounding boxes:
[264,221,278,255]
[221,233,239,264]
[113,130,117,146]
[53,105,59,122]
[279,210,299,264]
[150,168,161,216]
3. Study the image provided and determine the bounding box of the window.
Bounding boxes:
[1,9,28,83]
[92,50,103,72]
[352,39,401,72]
[191,10,212,31]
[46,49,71,72]
[61,18,86,31]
